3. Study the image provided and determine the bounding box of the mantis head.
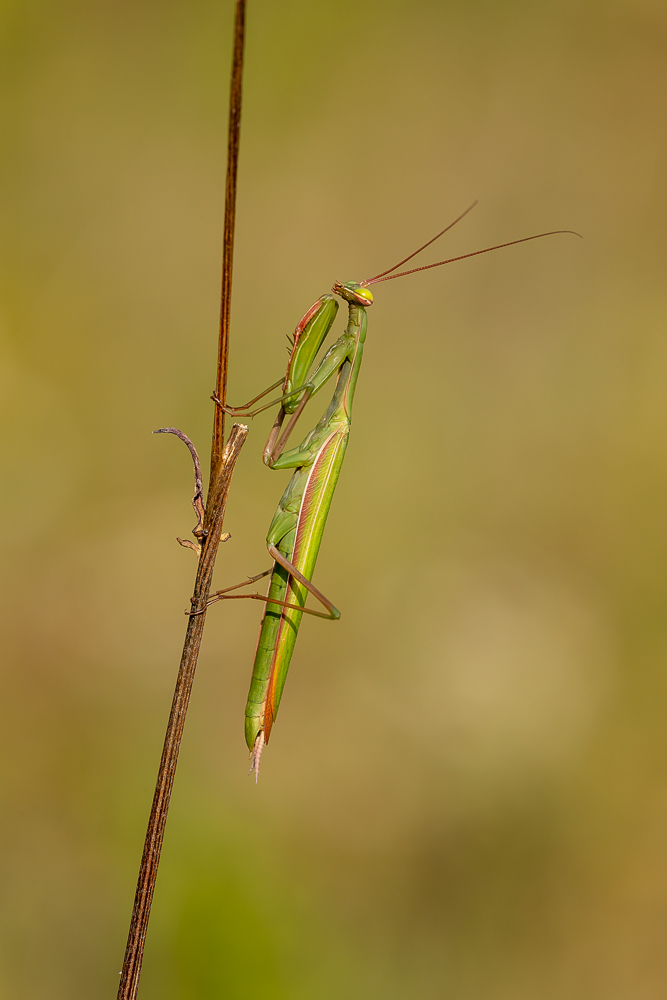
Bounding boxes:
[332,280,374,307]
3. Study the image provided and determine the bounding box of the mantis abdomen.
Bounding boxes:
[245,422,350,749]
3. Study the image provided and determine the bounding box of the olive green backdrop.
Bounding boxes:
[1,0,667,997]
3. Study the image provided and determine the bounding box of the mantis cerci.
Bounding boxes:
[203,204,579,779]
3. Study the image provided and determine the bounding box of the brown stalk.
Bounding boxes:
[116,3,248,998]
[211,0,246,472]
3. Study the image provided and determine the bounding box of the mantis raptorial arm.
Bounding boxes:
[264,339,354,465]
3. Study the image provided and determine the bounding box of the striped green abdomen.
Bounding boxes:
[244,423,349,748]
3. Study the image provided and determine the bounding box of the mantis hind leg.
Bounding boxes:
[267,544,340,619]
[201,544,340,620]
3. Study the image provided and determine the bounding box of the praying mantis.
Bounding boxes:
[203,205,579,778]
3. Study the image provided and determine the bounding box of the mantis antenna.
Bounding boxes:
[363,200,479,284]
[362,226,582,287]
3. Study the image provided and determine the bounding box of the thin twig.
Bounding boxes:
[153,427,206,547]
[116,3,248,998]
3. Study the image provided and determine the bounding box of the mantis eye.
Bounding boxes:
[354,287,374,306]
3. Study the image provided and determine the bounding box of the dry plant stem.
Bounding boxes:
[116,3,248,998]
[212,0,246,472]
[117,423,248,1000]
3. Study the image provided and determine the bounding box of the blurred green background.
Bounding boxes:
[2,0,667,996]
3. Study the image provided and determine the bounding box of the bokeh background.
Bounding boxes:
[2,0,667,996]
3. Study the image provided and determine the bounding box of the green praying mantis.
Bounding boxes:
[194,203,579,779]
